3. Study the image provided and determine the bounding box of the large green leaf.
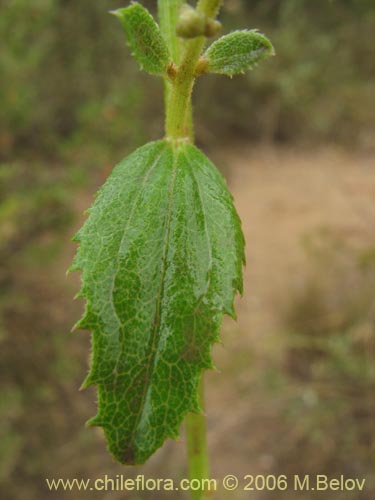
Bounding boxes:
[70,140,245,464]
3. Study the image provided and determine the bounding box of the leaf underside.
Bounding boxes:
[70,140,245,465]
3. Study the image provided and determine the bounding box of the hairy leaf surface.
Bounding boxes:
[112,3,171,75]
[70,140,245,464]
[203,30,274,76]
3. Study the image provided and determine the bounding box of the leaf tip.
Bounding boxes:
[86,415,103,427]
[74,289,84,300]
[72,313,90,332]
[70,322,79,333]
[109,8,125,19]
[80,372,95,390]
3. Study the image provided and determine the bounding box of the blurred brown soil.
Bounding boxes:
[205,145,375,497]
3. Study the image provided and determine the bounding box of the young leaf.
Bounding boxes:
[111,3,171,75]
[203,30,274,76]
[70,140,245,465]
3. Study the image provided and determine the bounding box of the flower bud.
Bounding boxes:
[204,19,222,38]
[176,4,206,39]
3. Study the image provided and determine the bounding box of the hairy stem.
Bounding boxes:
[158,0,222,500]
[165,38,203,140]
[158,0,184,138]
[185,379,211,500]
[161,0,222,140]
[157,1,222,497]
[158,0,183,64]
[197,0,223,18]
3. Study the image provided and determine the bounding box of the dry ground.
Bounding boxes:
[205,145,375,499]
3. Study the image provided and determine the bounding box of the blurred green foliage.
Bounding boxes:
[0,0,150,165]
[1,0,374,162]
[279,234,375,490]
[197,0,375,146]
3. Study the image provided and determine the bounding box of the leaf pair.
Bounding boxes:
[112,3,274,77]
[70,141,245,464]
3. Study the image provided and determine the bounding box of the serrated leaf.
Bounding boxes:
[112,3,171,75]
[203,30,274,76]
[70,140,245,464]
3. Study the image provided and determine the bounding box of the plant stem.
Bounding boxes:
[158,0,184,140]
[185,378,211,500]
[165,38,203,140]
[196,0,223,19]
[157,2,222,497]
[157,0,183,64]
[159,0,222,141]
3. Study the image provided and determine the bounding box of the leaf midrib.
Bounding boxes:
[124,145,179,453]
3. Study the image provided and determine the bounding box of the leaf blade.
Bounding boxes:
[203,29,274,76]
[112,3,171,75]
[71,140,244,464]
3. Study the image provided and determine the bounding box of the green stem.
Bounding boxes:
[157,0,183,64]
[158,0,182,140]
[159,0,222,141]
[185,378,211,500]
[196,0,223,19]
[165,38,204,140]
[157,2,222,496]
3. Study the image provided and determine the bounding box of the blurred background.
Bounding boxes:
[1,0,374,498]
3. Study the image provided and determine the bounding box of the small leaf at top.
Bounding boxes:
[70,140,245,465]
[111,3,171,75]
[203,30,274,76]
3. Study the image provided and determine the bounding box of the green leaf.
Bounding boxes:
[203,30,274,76]
[70,140,245,464]
[112,3,171,75]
